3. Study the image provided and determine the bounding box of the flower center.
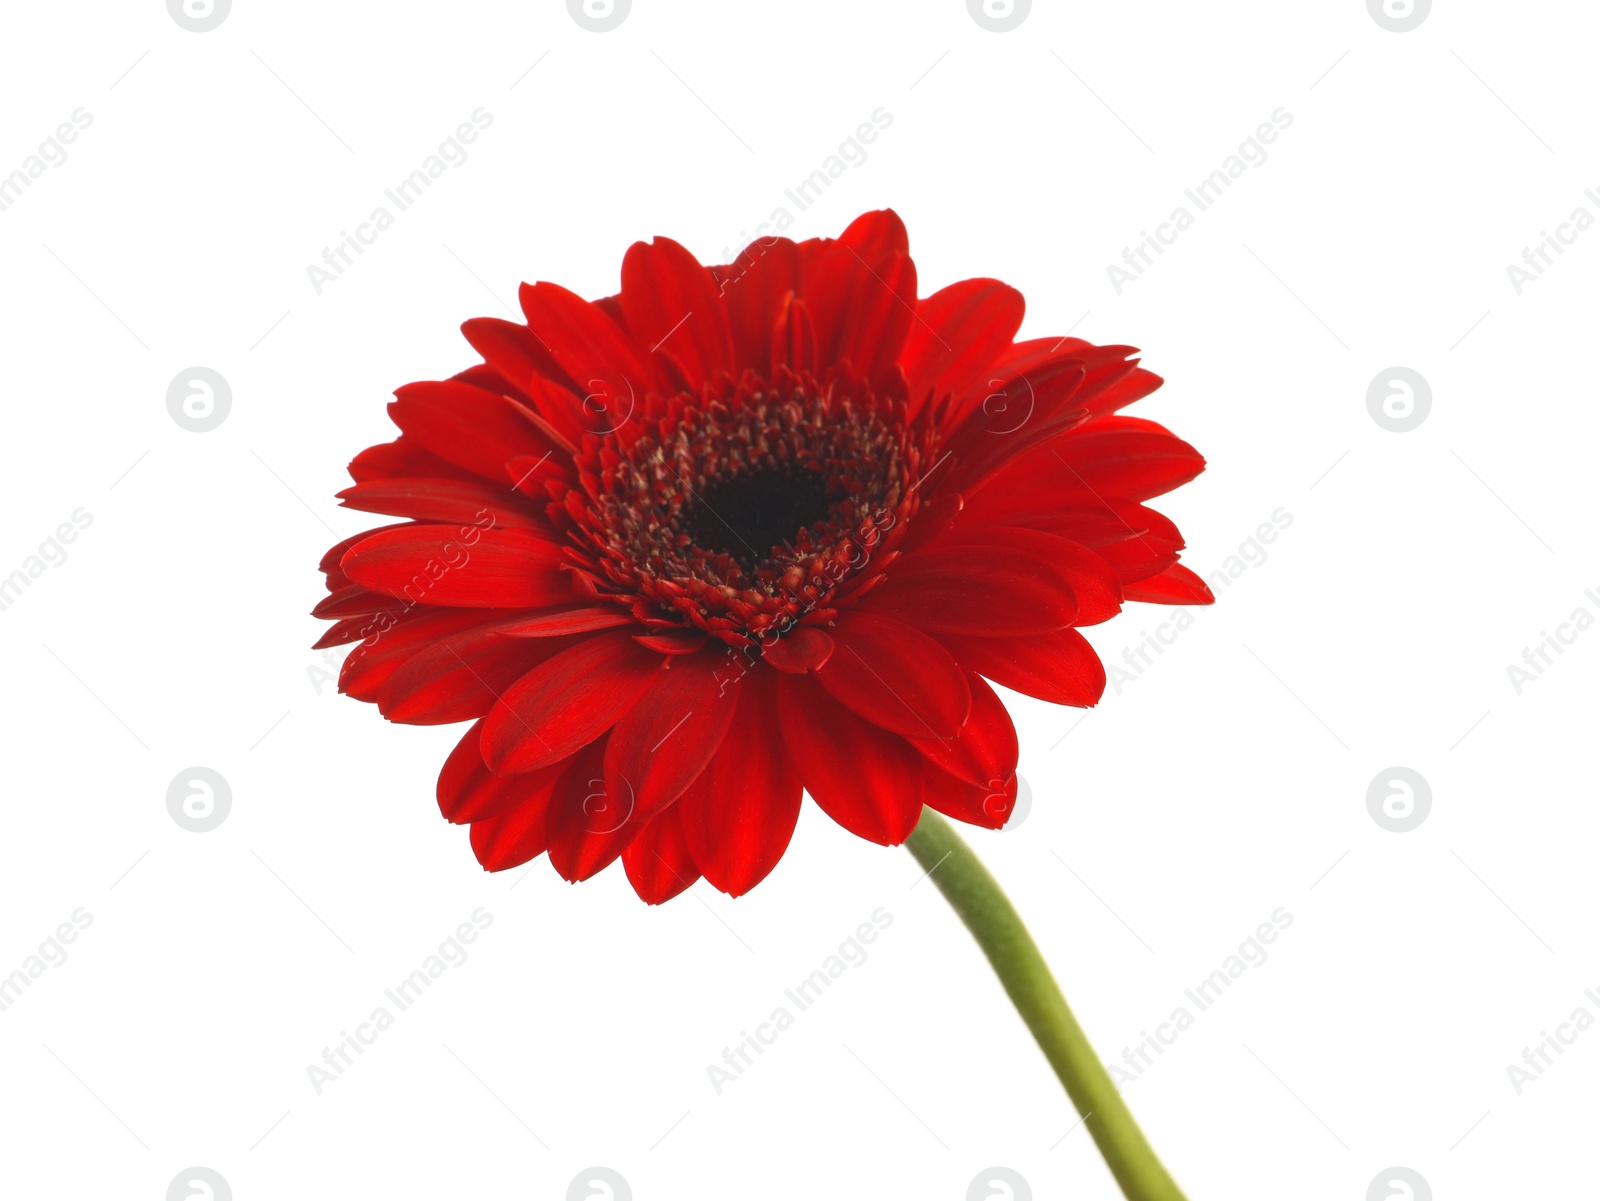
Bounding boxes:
[563,366,926,645]
[680,461,835,573]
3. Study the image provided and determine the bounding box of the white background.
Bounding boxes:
[0,2,1595,1198]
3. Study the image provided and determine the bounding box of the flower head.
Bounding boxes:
[314,210,1211,902]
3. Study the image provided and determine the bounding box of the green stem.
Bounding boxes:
[905,807,1187,1201]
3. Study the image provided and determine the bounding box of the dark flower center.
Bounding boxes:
[680,462,835,572]
[563,366,929,646]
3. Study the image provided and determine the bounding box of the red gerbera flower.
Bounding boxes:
[313,209,1212,903]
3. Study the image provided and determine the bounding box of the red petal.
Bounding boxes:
[833,209,910,264]
[989,340,1164,421]
[518,281,663,426]
[511,374,591,452]
[312,618,370,649]
[622,806,701,903]
[338,478,547,531]
[634,629,709,655]
[677,669,802,895]
[719,237,801,371]
[939,627,1107,707]
[1123,562,1215,604]
[860,528,1099,636]
[496,607,638,637]
[777,674,923,845]
[814,611,970,739]
[961,496,1184,588]
[460,316,568,396]
[312,584,410,619]
[906,672,1018,788]
[545,733,639,882]
[899,279,1025,413]
[963,489,1172,548]
[339,608,512,702]
[829,253,918,383]
[341,524,571,609]
[378,623,576,725]
[439,720,567,824]
[803,227,912,374]
[481,631,665,773]
[924,526,1123,626]
[348,438,476,484]
[761,626,834,673]
[602,646,741,821]
[320,522,410,587]
[979,415,1206,505]
[620,237,735,389]
[1081,365,1164,420]
[388,380,559,483]
[457,316,595,447]
[936,362,1093,494]
[859,556,1069,636]
[923,768,1016,830]
[772,292,816,375]
[469,768,564,871]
